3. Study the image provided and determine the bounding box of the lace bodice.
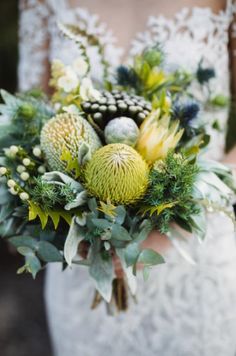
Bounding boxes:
[19,0,236,161]
[18,2,236,356]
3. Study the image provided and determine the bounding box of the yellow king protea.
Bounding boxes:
[136,109,184,165]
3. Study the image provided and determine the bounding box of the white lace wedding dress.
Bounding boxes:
[18,1,236,355]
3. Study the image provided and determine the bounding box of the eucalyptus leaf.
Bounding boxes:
[124,242,140,267]
[9,235,37,249]
[25,254,41,279]
[37,241,63,262]
[137,249,165,266]
[88,198,98,213]
[0,203,14,223]
[17,246,34,257]
[111,224,131,241]
[92,218,112,230]
[114,206,126,225]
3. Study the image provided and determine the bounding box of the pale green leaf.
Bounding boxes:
[37,241,63,262]
[64,217,84,266]
[111,224,131,241]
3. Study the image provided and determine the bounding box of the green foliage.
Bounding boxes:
[0,90,54,149]
[142,152,200,233]
[29,177,76,210]
[28,201,72,229]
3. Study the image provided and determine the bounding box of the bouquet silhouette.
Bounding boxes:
[0,23,235,313]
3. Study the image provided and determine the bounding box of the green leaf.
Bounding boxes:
[42,171,83,191]
[28,202,48,229]
[17,246,34,257]
[138,249,165,266]
[116,248,137,295]
[88,198,98,214]
[37,241,63,262]
[9,235,37,249]
[0,203,15,223]
[48,211,60,229]
[78,142,92,166]
[111,224,131,241]
[64,217,84,266]
[124,243,140,267]
[89,241,113,302]
[64,191,87,210]
[91,218,112,230]
[133,224,152,243]
[114,206,126,225]
[25,255,41,278]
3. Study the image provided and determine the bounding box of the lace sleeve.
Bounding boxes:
[18,0,51,91]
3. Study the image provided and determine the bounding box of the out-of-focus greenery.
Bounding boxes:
[0,0,18,92]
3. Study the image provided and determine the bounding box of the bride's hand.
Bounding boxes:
[114,230,171,278]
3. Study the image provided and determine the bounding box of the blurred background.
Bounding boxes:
[0,1,236,356]
[0,2,52,355]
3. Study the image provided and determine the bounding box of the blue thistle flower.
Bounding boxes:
[116,65,139,88]
[171,99,200,127]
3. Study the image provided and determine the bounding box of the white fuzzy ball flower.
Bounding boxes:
[22,158,31,166]
[20,172,30,181]
[72,57,89,77]
[0,167,7,176]
[4,148,15,158]
[19,192,30,201]
[7,179,16,188]
[80,78,101,101]
[9,187,18,195]
[33,146,42,157]
[57,66,79,93]
[38,165,46,174]
[17,165,26,173]
[9,145,19,155]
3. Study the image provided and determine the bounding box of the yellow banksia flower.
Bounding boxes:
[85,144,149,205]
[136,110,184,165]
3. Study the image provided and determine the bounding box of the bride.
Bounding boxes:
[19,0,236,355]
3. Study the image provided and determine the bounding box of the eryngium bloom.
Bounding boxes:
[40,113,101,171]
[136,110,184,165]
[85,143,149,205]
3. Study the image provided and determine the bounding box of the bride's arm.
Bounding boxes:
[18,0,51,92]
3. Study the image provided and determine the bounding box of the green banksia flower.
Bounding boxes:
[104,117,139,146]
[85,143,149,205]
[40,113,101,171]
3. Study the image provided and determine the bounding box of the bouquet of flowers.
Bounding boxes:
[0,23,235,312]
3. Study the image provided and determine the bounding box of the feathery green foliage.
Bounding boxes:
[29,177,76,210]
[142,152,199,232]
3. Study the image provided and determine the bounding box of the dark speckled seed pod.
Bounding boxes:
[81,90,151,128]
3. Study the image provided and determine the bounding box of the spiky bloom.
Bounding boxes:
[171,98,200,127]
[85,144,149,205]
[136,110,184,165]
[40,113,101,171]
